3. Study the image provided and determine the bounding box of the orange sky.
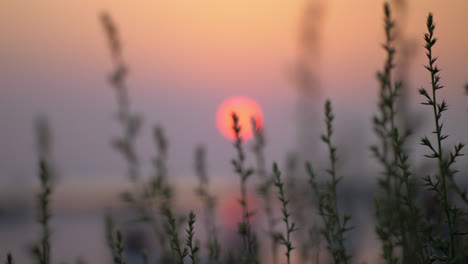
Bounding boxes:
[2,0,468,100]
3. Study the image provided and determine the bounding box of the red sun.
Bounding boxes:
[216,96,264,141]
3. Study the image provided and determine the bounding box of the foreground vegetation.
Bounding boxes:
[3,2,468,264]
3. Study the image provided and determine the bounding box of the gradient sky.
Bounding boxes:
[2,1,468,263]
[1,0,468,198]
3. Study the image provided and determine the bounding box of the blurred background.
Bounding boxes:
[1,0,468,263]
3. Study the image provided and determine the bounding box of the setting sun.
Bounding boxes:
[216,96,263,141]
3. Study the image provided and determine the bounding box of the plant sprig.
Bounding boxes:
[419,12,466,262]
[251,118,278,264]
[101,13,173,256]
[185,211,199,264]
[307,100,351,264]
[194,146,221,263]
[272,162,297,264]
[164,209,188,264]
[371,3,424,263]
[112,230,126,264]
[231,112,257,263]
[32,118,54,264]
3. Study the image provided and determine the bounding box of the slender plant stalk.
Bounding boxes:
[272,162,297,264]
[283,152,310,262]
[391,127,430,263]
[34,160,53,264]
[307,100,351,264]
[164,209,188,264]
[32,118,54,264]
[251,118,278,264]
[304,161,323,264]
[194,145,221,263]
[100,12,170,254]
[150,125,174,214]
[231,113,256,263]
[419,12,465,262]
[100,12,141,183]
[185,211,199,264]
[112,230,126,264]
[371,3,431,263]
[143,125,173,249]
[371,3,419,263]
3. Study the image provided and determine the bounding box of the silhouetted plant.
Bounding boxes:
[111,230,126,264]
[307,100,351,264]
[164,209,188,264]
[194,145,221,263]
[231,112,257,263]
[272,162,297,264]
[139,125,175,249]
[390,127,430,264]
[419,12,467,263]
[149,125,174,214]
[104,215,126,264]
[305,162,323,264]
[371,7,400,262]
[32,118,54,264]
[100,12,173,257]
[251,118,278,264]
[185,211,200,264]
[371,3,428,263]
[100,12,141,183]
